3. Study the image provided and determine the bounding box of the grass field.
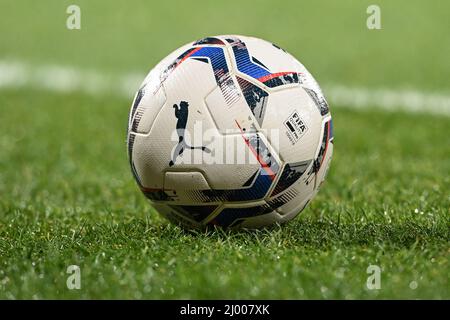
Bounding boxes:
[0,0,449,299]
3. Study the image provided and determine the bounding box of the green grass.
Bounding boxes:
[0,0,449,299]
[0,89,448,299]
[1,0,449,90]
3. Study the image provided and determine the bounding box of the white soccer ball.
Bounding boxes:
[127,35,333,229]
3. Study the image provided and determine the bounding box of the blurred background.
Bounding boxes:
[0,0,448,299]
[1,1,449,87]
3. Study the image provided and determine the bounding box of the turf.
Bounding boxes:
[0,89,448,299]
[0,0,449,299]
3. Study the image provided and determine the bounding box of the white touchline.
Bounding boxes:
[324,84,450,117]
[0,60,449,117]
[0,60,143,97]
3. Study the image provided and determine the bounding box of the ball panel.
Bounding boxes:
[131,57,219,190]
[222,35,301,91]
[270,160,312,197]
[167,204,221,224]
[235,76,269,127]
[204,78,257,134]
[267,116,333,212]
[275,196,312,222]
[262,87,323,164]
[229,35,300,76]
[309,117,334,192]
[209,200,273,228]
[151,203,203,229]
[132,86,167,134]
[164,171,211,191]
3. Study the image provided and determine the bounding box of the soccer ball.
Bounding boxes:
[127,35,333,229]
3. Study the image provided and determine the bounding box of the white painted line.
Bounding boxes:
[0,60,143,97]
[324,84,450,117]
[1,60,449,116]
